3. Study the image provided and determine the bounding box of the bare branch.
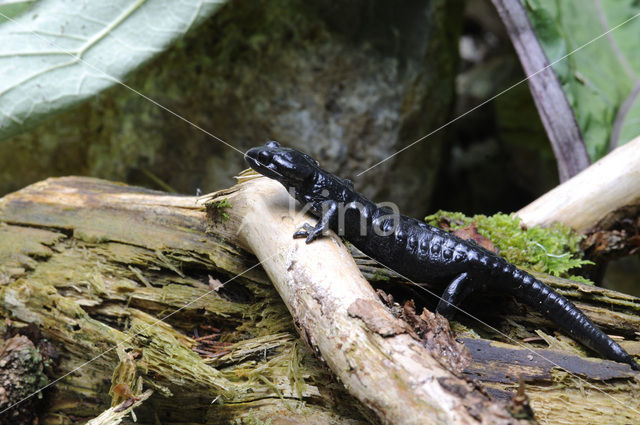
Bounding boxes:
[517,136,640,232]
[491,0,590,181]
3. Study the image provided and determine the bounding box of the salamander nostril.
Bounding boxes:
[244,148,257,161]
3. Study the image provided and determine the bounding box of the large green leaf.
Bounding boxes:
[0,0,35,23]
[524,0,640,160]
[0,0,225,140]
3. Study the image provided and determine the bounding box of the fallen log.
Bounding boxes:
[0,176,638,425]
[0,177,369,425]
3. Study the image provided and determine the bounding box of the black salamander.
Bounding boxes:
[245,141,640,371]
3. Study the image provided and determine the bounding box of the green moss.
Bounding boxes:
[424,211,593,283]
[371,270,390,282]
[211,198,232,222]
[234,410,273,425]
[22,347,49,390]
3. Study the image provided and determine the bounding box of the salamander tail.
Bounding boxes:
[497,264,639,371]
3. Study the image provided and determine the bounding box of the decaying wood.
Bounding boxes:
[517,136,640,259]
[0,333,50,425]
[0,176,638,425]
[86,390,153,425]
[359,261,640,424]
[0,177,369,425]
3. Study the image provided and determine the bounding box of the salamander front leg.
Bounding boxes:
[293,223,315,239]
[436,272,476,320]
[293,200,339,244]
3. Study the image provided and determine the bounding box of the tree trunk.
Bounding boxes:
[1,176,638,424]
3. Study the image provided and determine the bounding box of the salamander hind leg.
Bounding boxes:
[436,272,477,320]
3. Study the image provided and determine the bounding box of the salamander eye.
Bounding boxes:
[258,150,271,164]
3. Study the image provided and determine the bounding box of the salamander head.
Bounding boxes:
[245,141,319,188]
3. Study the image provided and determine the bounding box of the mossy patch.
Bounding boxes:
[234,411,273,425]
[372,270,390,282]
[211,198,232,222]
[424,211,593,283]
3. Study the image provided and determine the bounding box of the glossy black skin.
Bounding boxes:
[245,141,640,371]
